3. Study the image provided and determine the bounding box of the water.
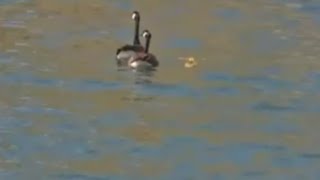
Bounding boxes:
[1,0,320,179]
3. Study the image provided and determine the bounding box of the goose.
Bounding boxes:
[128,30,159,71]
[116,11,145,66]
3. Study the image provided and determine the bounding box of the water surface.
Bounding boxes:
[1,0,320,179]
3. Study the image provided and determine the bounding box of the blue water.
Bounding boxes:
[1,0,320,179]
[0,0,27,5]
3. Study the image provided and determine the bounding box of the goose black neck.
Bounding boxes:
[145,35,151,53]
[133,19,140,45]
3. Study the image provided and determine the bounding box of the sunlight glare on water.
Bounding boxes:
[1,0,320,179]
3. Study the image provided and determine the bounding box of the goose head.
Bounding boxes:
[131,11,140,21]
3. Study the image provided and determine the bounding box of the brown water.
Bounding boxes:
[1,0,320,179]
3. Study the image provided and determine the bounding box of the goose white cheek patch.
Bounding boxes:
[132,14,137,19]
[142,32,148,38]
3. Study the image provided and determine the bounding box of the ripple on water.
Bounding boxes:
[202,71,294,93]
[1,20,26,29]
[0,53,15,73]
[91,112,138,128]
[0,0,29,5]
[137,83,202,98]
[68,79,125,92]
[6,129,97,160]
[14,105,69,116]
[0,73,62,86]
[102,136,135,154]
[0,172,19,180]
[10,9,38,21]
[272,154,310,169]
[0,116,32,130]
[242,171,267,178]
[35,31,73,49]
[166,163,204,180]
[299,153,320,159]
[0,73,125,91]
[1,0,320,179]
[108,0,133,11]
[202,72,237,82]
[259,120,299,134]
[128,144,164,160]
[241,30,298,55]
[206,86,239,96]
[213,143,288,169]
[54,173,118,180]
[201,72,240,95]
[305,72,320,91]
[214,7,244,22]
[166,37,202,49]
[251,101,300,112]
[163,136,211,158]
[239,76,295,93]
[299,1,320,25]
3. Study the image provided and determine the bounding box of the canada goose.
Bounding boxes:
[128,30,159,70]
[116,11,145,66]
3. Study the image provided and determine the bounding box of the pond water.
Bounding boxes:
[1,0,320,179]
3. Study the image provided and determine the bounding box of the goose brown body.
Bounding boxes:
[128,30,159,70]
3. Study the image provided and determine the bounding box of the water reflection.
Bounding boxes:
[0,0,320,179]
